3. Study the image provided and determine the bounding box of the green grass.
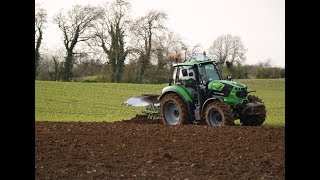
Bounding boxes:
[35,81,166,122]
[35,78,285,126]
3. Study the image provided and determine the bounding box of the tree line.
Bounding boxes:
[35,0,284,83]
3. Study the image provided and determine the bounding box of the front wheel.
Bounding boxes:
[160,93,190,125]
[205,101,235,126]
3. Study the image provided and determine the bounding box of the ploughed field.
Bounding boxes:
[35,115,285,179]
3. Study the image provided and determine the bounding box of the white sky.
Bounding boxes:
[36,0,285,67]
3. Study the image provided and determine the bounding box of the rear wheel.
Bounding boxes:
[205,101,235,126]
[240,95,266,126]
[160,93,190,125]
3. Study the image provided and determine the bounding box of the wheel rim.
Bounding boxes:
[209,109,223,126]
[164,102,180,125]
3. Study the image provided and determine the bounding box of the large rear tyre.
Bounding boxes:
[240,95,266,126]
[160,93,190,125]
[205,101,235,126]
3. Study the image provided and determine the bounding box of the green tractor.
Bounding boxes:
[124,52,266,126]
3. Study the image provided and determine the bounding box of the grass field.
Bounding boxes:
[35,78,285,126]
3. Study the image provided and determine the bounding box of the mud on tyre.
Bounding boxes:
[160,93,190,125]
[205,101,235,126]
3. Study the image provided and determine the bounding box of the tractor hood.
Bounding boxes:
[208,80,248,105]
[208,80,247,91]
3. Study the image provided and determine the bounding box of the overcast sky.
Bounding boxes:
[36,0,285,67]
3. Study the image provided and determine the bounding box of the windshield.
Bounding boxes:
[198,63,221,84]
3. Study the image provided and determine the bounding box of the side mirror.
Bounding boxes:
[226,61,232,69]
[227,76,232,81]
[182,69,188,76]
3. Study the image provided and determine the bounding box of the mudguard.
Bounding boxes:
[201,97,221,113]
[159,85,193,104]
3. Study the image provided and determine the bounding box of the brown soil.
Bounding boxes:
[35,115,285,179]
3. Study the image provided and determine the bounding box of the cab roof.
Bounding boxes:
[173,53,218,67]
[173,60,216,67]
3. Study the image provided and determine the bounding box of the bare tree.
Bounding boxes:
[51,56,64,81]
[35,7,47,78]
[54,5,104,81]
[258,57,272,68]
[49,48,65,81]
[130,10,167,83]
[208,34,233,64]
[230,36,247,64]
[153,31,186,68]
[208,34,247,66]
[94,0,130,82]
[37,49,64,81]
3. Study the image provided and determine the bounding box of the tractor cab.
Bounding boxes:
[172,52,222,89]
